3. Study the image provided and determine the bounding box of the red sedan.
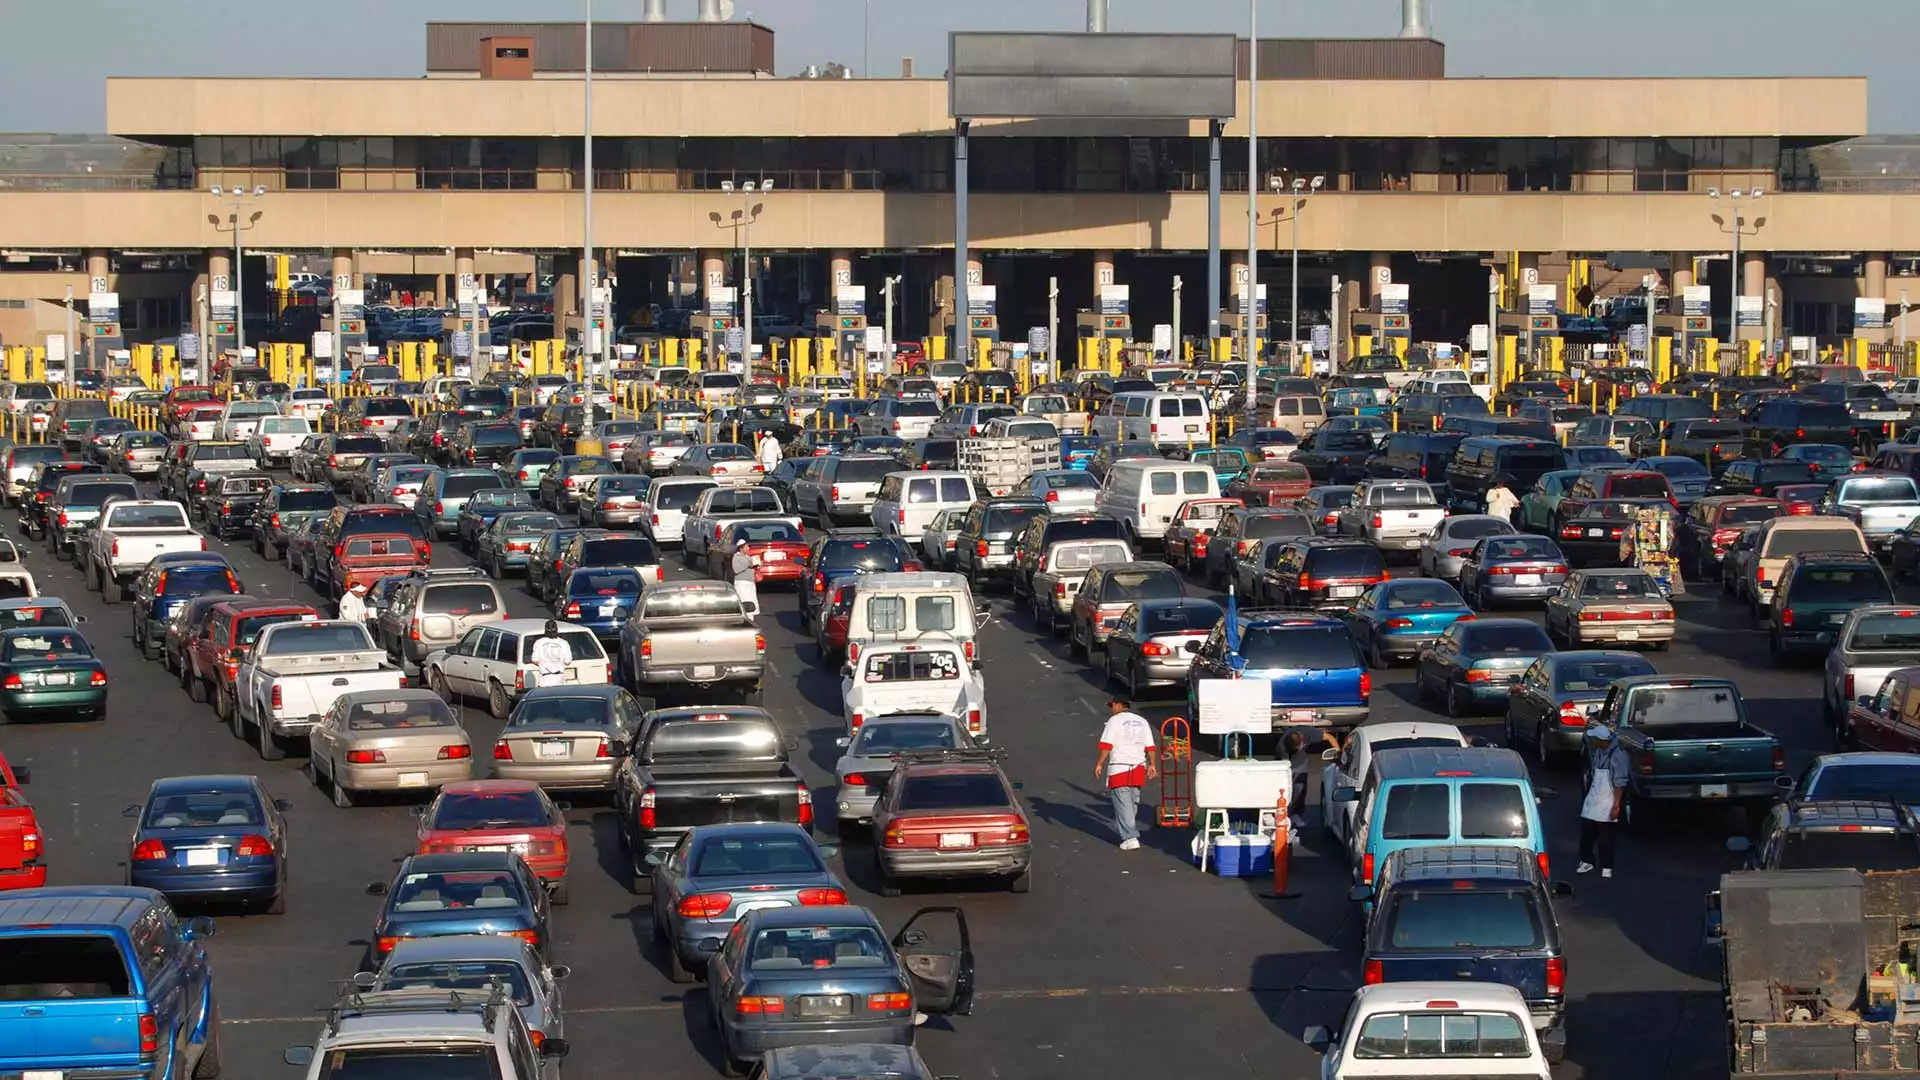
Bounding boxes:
[415,779,573,904]
[713,520,810,585]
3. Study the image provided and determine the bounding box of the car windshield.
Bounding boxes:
[1240,626,1359,669]
[1555,657,1655,692]
[898,772,1010,811]
[1580,574,1663,599]
[1778,832,1920,872]
[1381,581,1464,610]
[691,835,823,876]
[749,926,891,970]
[346,697,456,730]
[1383,888,1545,950]
[430,790,551,829]
[819,540,906,572]
[1790,567,1891,604]
[851,720,962,754]
[381,961,532,1008]
[389,870,523,912]
[144,791,260,828]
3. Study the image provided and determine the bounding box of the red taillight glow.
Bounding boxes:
[1547,955,1566,996]
[736,996,785,1015]
[1363,959,1383,985]
[638,788,657,828]
[677,893,733,919]
[1559,701,1587,727]
[493,742,512,760]
[345,749,386,764]
[139,1014,159,1056]
[438,744,471,760]
[1359,672,1372,700]
[132,839,168,861]
[1362,852,1375,882]
[236,834,274,857]
[797,887,846,906]
[867,992,911,1012]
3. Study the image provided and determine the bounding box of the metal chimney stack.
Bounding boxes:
[642,0,667,21]
[1087,0,1108,33]
[698,0,723,22]
[1400,0,1432,38]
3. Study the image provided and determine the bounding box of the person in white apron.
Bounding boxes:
[731,539,759,614]
[757,430,784,473]
[530,620,574,689]
[1577,723,1629,878]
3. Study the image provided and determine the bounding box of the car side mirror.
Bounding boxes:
[273,798,292,811]
[540,1038,571,1059]
[694,937,724,955]
[1725,836,1752,854]
[72,613,87,625]
[1303,1025,1334,1052]
[1347,884,1373,903]
[122,804,140,817]
[284,1046,316,1067]
[351,970,379,990]
[1331,786,1358,804]
[834,736,852,749]
[1774,775,1796,793]
[1320,747,1339,762]
[184,916,216,940]
[839,665,854,680]
[642,850,668,868]
[1469,736,1492,748]
[1858,696,1877,708]
[1551,881,1575,898]
[1183,640,1201,654]
[365,882,389,896]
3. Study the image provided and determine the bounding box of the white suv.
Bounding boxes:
[284,986,566,1080]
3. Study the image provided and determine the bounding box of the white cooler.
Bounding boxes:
[1193,759,1292,810]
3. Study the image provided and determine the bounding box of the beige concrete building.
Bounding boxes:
[1,18,1915,351]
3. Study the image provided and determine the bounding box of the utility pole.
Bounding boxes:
[1242,0,1259,397]
[883,274,901,358]
[1644,274,1657,370]
[1047,276,1059,380]
[63,286,74,377]
[581,0,596,447]
[1172,275,1183,363]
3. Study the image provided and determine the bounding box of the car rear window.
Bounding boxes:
[1778,832,1920,872]
[234,612,310,645]
[65,482,138,508]
[441,474,506,499]
[1807,764,1920,805]
[654,482,716,511]
[1252,464,1310,483]
[346,696,456,730]
[192,443,253,461]
[647,718,779,762]
[1554,657,1655,692]
[1044,517,1126,544]
[1142,603,1222,634]
[333,436,385,454]
[819,539,906,572]
[1625,684,1742,726]
[1606,475,1670,498]
[1721,504,1779,526]
[422,584,500,616]
[1381,783,1451,840]
[733,522,803,544]
[749,926,890,970]
[362,399,413,418]
[0,935,134,1000]
[1462,624,1552,653]
[984,506,1045,536]
[830,458,895,484]
[581,537,660,567]
[1382,581,1464,609]
[509,695,613,727]
[896,400,941,417]
[1239,625,1359,670]
[1459,783,1530,840]
[642,590,744,618]
[863,649,963,682]
[1383,888,1545,950]
[1098,568,1184,602]
[1052,542,1130,571]
[570,571,643,596]
[1764,528,1865,558]
[1756,463,1818,484]
[469,425,521,446]
[897,772,1010,811]
[1789,566,1892,604]
[1305,547,1387,577]
[516,630,602,663]
[1373,485,1437,507]
[1786,403,1853,427]
[159,566,240,595]
[259,622,374,654]
[693,835,821,876]
[1245,514,1314,540]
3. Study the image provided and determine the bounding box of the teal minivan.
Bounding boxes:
[1335,745,1547,892]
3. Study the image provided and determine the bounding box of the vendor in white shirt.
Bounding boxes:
[530,620,573,688]
[1093,695,1157,852]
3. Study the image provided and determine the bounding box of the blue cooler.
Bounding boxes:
[1191,830,1275,877]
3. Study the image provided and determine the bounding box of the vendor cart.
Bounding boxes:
[1619,502,1683,597]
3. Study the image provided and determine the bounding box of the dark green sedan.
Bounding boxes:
[0,626,108,721]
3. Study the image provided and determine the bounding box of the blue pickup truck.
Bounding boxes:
[1183,610,1370,733]
[0,886,222,1080]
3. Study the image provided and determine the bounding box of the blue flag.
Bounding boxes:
[1223,577,1242,666]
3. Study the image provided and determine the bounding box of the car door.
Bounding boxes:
[445,628,490,694]
[1324,735,1362,843]
[891,907,975,1016]
[311,699,344,777]
[1511,658,1549,741]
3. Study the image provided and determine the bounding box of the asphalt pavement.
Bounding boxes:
[0,478,1840,1080]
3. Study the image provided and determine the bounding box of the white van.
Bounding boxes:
[642,476,719,546]
[1094,459,1220,543]
[1091,392,1213,447]
[870,471,979,541]
[844,572,988,664]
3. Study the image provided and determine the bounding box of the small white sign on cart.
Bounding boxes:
[1196,677,1271,735]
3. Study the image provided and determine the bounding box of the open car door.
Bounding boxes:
[892,906,974,1016]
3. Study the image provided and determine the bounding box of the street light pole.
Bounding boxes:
[720,179,773,374]
[1242,0,1259,398]
[581,0,596,445]
[1284,174,1324,375]
[210,184,266,361]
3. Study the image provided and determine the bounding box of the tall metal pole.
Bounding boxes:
[1289,186,1301,375]
[233,210,246,357]
[64,287,74,378]
[1047,276,1058,380]
[954,120,970,367]
[1207,120,1222,346]
[1644,275,1656,369]
[1172,275,1183,363]
[581,0,596,442]
[741,187,754,373]
[1729,199,1740,359]
[1242,0,1258,397]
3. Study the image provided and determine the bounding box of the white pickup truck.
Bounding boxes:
[1339,479,1448,553]
[839,639,987,740]
[680,485,802,564]
[236,620,404,761]
[83,500,205,602]
[1016,393,1090,434]
[248,416,315,468]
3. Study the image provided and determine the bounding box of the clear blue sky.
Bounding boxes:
[4,0,1907,133]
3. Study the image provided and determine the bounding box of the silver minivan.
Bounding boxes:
[870,471,979,541]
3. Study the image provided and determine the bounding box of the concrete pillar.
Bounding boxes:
[1669,254,1694,296]
[430,274,446,308]
[701,249,727,301]
[330,249,354,290]
[207,250,232,290]
[829,250,855,290]
[1742,253,1767,304]
[1367,252,1393,306]
[1093,250,1116,295]
[454,248,477,297]
[85,250,110,287]
[1228,252,1249,308]
[554,271,576,318]
[1866,253,1890,302]
[1516,252,1540,292]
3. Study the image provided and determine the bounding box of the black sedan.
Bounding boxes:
[1554,498,1665,567]
[1503,650,1657,766]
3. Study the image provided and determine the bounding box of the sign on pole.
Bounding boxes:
[177,332,200,361]
[1196,678,1273,736]
[1526,284,1558,316]
[1152,324,1174,353]
[45,335,67,364]
[1027,326,1050,354]
[1855,298,1889,330]
[311,331,334,360]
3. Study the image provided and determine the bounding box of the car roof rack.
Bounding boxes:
[322,981,510,1038]
[1237,606,1340,624]
[887,746,1007,767]
[408,566,489,580]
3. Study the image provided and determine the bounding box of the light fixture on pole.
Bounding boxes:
[720,179,771,373]
[1707,186,1766,359]
[209,184,266,358]
[1275,173,1323,375]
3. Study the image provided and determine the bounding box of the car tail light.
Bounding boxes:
[1,673,20,690]
[638,787,657,828]
[132,839,168,862]
[438,744,471,760]
[1781,608,1795,627]
[329,455,339,467]
[850,711,865,731]
[964,640,975,662]
[409,619,421,641]
[1463,669,1494,683]
[797,887,846,906]
[505,929,541,948]
[236,834,274,857]
[1359,672,1372,700]
[18,830,38,860]
[1141,641,1171,656]
[797,783,814,826]
[139,1013,159,1056]
[89,670,107,687]
[1546,956,1566,997]
[345,749,386,764]
[1361,852,1375,884]
[1371,513,1383,528]
[867,992,912,1012]
[1384,617,1414,629]
[270,685,283,709]
[1559,701,1586,727]
[1363,959,1383,985]
[639,637,652,659]
[56,511,67,527]
[493,741,513,760]
[515,670,526,693]
[736,996,785,1015]
[111,539,120,557]
[967,708,982,733]
[1636,748,1656,776]
[1773,745,1786,771]
[976,540,988,557]
[1537,851,1551,879]
[564,602,582,618]
[677,893,733,918]
[812,573,826,593]
[1846,673,1856,701]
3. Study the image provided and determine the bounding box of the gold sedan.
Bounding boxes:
[1543,568,1675,650]
[307,688,475,808]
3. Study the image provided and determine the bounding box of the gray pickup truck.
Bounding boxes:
[1595,674,1785,829]
[612,705,811,887]
[1823,605,1920,737]
[1821,473,1920,553]
[615,581,766,704]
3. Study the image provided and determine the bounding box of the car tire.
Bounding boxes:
[428,668,453,704]
[190,1003,222,1080]
[1444,680,1469,719]
[101,577,117,605]
[257,715,286,761]
[667,940,696,985]
[1068,621,1087,661]
[1010,868,1033,894]
[488,680,511,720]
[184,669,206,703]
[331,769,355,808]
[1533,719,1556,768]
[265,888,286,916]
[214,685,233,723]
[550,879,569,907]
[1365,634,1387,671]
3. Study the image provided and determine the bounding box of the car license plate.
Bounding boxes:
[1617,629,1640,640]
[735,900,790,915]
[469,845,510,853]
[43,672,70,686]
[799,994,851,1017]
[939,832,974,849]
[1287,709,1319,723]
[1701,784,1729,799]
[24,1070,64,1080]
[397,772,429,788]
[1515,574,1542,586]
[538,740,570,759]
[1587,528,1605,538]
[764,550,786,561]
[1186,424,1201,433]
[1327,585,1361,599]
[183,848,219,867]
[692,665,719,680]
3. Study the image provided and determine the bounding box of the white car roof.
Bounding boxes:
[1353,981,1530,1012]
[858,572,968,592]
[1353,721,1468,747]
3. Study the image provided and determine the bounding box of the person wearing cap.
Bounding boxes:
[1485,474,1521,527]
[730,537,759,613]
[531,618,573,689]
[336,581,371,625]
[1094,695,1157,851]
[1578,722,1630,877]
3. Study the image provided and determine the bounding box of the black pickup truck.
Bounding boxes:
[612,706,812,891]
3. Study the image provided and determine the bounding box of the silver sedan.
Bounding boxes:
[833,713,978,828]
[364,933,570,1051]
[491,685,642,793]
[1418,514,1516,583]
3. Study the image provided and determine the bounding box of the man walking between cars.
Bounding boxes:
[1578,722,1629,878]
[531,619,573,689]
[730,538,759,614]
[336,581,371,624]
[1485,474,1521,526]
[756,429,783,473]
[1094,695,1157,851]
